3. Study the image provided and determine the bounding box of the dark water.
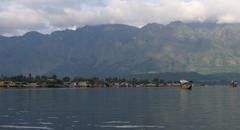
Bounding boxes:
[0,86,239,130]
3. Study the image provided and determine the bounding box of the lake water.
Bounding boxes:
[0,86,239,130]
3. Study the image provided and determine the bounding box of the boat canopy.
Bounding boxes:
[180,80,189,84]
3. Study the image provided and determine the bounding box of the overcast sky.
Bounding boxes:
[1,0,240,36]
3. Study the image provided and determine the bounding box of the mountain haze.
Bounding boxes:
[1,22,240,77]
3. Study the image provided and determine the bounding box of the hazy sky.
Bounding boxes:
[1,0,240,36]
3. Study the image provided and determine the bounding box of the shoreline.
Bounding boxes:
[0,82,181,88]
[0,75,233,89]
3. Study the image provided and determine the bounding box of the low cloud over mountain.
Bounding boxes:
[1,0,240,35]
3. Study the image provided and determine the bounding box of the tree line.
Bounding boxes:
[0,74,168,84]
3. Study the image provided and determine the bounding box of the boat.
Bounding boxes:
[180,80,192,90]
[231,81,238,87]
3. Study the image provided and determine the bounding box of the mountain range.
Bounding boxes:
[1,21,240,77]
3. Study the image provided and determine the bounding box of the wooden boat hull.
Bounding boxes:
[180,84,192,90]
[231,84,238,87]
[231,81,238,87]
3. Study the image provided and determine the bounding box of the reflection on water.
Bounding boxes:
[180,90,189,112]
[0,86,240,129]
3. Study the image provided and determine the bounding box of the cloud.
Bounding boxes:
[1,0,240,36]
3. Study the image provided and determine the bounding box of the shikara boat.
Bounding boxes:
[180,80,192,90]
[231,81,238,87]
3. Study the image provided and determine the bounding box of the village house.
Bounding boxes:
[120,82,131,87]
[77,81,90,87]
[0,81,16,88]
[135,83,144,87]
[113,82,121,87]
[89,81,106,87]
[145,83,156,87]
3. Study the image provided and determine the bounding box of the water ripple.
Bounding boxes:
[0,125,53,130]
[92,124,165,129]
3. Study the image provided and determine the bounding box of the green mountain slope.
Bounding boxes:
[1,22,240,77]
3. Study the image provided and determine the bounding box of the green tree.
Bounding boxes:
[52,75,57,80]
[152,78,159,83]
[62,77,71,82]
[73,77,86,82]
[35,75,41,81]
[28,73,32,82]
[41,76,48,81]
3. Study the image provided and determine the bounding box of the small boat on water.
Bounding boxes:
[180,80,192,90]
[231,81,238,87]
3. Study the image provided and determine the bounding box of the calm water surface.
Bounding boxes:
[0,86,239,130]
